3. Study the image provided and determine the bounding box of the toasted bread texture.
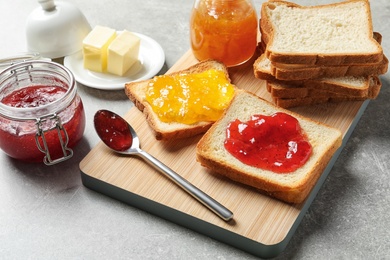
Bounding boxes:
[196,90,342,204]
[260,0,383,65]
[124,60,233,141]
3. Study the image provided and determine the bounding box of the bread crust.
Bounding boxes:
[260,0,383,66]
[271,56,388,80]
[196,90,342,203]
[124,60,232,141]
[253,53,388,81]
[272,77,381,108]
[267,75,381,98]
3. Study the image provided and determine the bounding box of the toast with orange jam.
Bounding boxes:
[125,60,235,140]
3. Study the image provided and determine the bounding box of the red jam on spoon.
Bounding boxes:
[93,109,234,221]
[94,110,133,151]
[224,112,312,173]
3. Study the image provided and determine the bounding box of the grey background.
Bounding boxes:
[0,0,389,259]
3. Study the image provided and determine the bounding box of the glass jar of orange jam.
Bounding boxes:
[190,0,258,67]
[0,60,85,165]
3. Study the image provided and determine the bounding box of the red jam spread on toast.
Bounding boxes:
[224,112,312,173]
[145,69,235,124]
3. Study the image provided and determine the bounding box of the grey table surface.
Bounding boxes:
[0,0,389,259]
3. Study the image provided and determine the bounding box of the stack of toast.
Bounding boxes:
[253,0,388,108]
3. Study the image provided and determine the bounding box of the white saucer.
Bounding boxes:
[64,32,165,90]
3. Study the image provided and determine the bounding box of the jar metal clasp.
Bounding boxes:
[10,64,34,85]
[35,114,73,165]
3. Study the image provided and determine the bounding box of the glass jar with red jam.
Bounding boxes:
[0,60,85,165]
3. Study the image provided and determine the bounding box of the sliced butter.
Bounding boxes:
[82,26,116,72]
[107,30,141,76]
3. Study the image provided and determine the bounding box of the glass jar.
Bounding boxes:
[190,0,258,67]
[0,52,42,72]
[0,60,85,165]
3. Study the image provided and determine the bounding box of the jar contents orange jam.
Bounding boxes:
[145,69,235,125]
[190,0,258,67]
[224,112,312,173]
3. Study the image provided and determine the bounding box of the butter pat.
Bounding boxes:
[107,30,141,76]
[82,26,116,72]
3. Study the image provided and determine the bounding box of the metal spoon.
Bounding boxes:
[93,109,234,221]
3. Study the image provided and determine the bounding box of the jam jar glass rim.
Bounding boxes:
[192,0,256,8]
[0,52,41,70]
[0,60,77,121]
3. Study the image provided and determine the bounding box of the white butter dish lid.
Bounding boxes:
[26,0,91,59]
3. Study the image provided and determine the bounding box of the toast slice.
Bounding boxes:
[267,75,381,99]
[196,90,342,203]
[260,0,383,65]
[253,53,388,81]
[273,77,381,108]
[124,60,233,141]
[271,77,382,108]
[254,32,387,81]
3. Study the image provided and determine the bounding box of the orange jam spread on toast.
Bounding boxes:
[224,112,312,173]
[145,69,235,124]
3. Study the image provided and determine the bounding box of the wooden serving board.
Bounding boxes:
[79,50,369,258]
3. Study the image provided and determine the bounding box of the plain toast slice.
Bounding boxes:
[260,0,383,65]
[253,53,388,81]
[266,75,381,99]
[196,90,342,203]
[273,76,381,108]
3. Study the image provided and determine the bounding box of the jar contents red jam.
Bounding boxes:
[0,60,86,165]
[1,85,66,108]
[0,84,85,163]
[224,112,312,173]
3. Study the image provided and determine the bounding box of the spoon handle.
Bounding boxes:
[137,149,234,221]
